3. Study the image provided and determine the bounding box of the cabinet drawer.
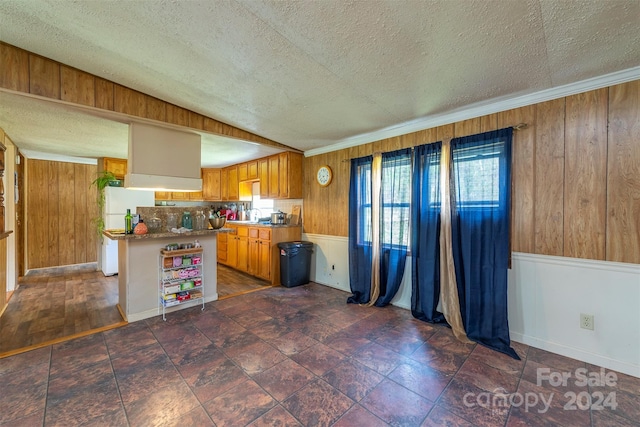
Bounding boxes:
[259,229,271,240]
[249,228,259,238]
[237,226,249,237]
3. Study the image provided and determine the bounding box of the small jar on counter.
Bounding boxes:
[166,213,178,231]
[194,210,206,231]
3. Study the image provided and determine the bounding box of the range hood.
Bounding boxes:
[124,123,202,192]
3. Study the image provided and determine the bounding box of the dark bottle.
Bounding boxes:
[125,209,133,234]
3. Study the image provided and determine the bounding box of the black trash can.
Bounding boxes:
[278,241,314,288]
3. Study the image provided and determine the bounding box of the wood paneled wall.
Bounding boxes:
[26,159,98,269]
[303,81,640,265]
[0,41,290,150]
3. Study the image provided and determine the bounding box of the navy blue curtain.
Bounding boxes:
[411,142,446,323]
[375,149,412,306]
[449,128,519,359]
[347,156,372,304]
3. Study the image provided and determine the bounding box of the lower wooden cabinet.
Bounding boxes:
[218,224,300,285]
[236,227,249,272]
[217,232,228,263]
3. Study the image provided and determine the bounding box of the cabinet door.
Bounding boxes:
[220,168,228,200]
[287,152,303,199]
[248,160,259,180]
[268,155,279,198]
[259,158,269,198]
[248,239,259,275]
[238,163,248,181]
[228,166,239,200]
[189,169,204,200]
[237,236,249,272]
[258,240,271,280]
[278,152,289,198]
[227,235,238,268]
[171,192,189,200]
[217,233,227,263]
[202,168,221,201]
[155,191,171,200]
[104,158,127,179]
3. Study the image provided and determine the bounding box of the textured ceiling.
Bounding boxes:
[0,0,639,164]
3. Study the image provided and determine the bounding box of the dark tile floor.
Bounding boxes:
[0,283,638,426]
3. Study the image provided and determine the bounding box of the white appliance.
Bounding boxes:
[101,186,155,276]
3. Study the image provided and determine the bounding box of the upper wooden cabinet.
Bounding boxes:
[202,168,221,201]
[248,160,259,180]
[258,152,303,199]
[220,168,228,201]
[227,165,239,200]
[258,158,269,198]
[268,155,280,198]
[101,152,301,202]
[238,160,259,182]
[279,152,303,199]
[103,157,127,180]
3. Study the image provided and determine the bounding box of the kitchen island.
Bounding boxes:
[103,228,231,322]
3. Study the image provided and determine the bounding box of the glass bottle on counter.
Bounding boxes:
[125,209,133,234]
[194,210,206,231]
[181,211,193,230]
[166,212,178,231]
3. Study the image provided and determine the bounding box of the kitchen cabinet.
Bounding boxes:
[239,160,259,181]
[218,223,301,285]
[226,225,238,268]
[170,191,190,201]
[220,168,228,201]
[259,158,269,198]
[158,248,204,321]
[248,228,259,276]
[257,228,271,281]
[217,230,228,263]
[278,152,303,198]
[236,226,249,272]
[227,165,239,200]
[103,157,127,180]
[256,152,303,200]
[268,155,280,198]
[238,163,248,181]
[202,168,221,201]
[248,160,259,180]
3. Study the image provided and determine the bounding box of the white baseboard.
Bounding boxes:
[127,294,219,323]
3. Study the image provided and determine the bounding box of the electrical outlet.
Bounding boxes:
[580,313,594,330]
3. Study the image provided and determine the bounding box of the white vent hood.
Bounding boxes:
[124,123,203,192]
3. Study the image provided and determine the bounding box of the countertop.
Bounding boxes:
[225,221,301,228]
[103,228,232,241]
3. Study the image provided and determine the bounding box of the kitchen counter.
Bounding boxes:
[103,229,224,322]
[103,227,232,240]
[225,221,300,228]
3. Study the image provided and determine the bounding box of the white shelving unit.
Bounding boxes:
[158,248,205,321]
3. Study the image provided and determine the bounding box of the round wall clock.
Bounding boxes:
[316,165,333,186]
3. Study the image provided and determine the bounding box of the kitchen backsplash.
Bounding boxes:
[138,198,304,229]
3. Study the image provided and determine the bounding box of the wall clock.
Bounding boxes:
[316,165,333,187]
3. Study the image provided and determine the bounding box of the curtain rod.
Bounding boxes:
[340,123,529,162]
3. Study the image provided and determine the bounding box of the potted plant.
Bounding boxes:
[91,170,117,239]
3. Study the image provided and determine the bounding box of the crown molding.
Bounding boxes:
[304,66,640,157]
